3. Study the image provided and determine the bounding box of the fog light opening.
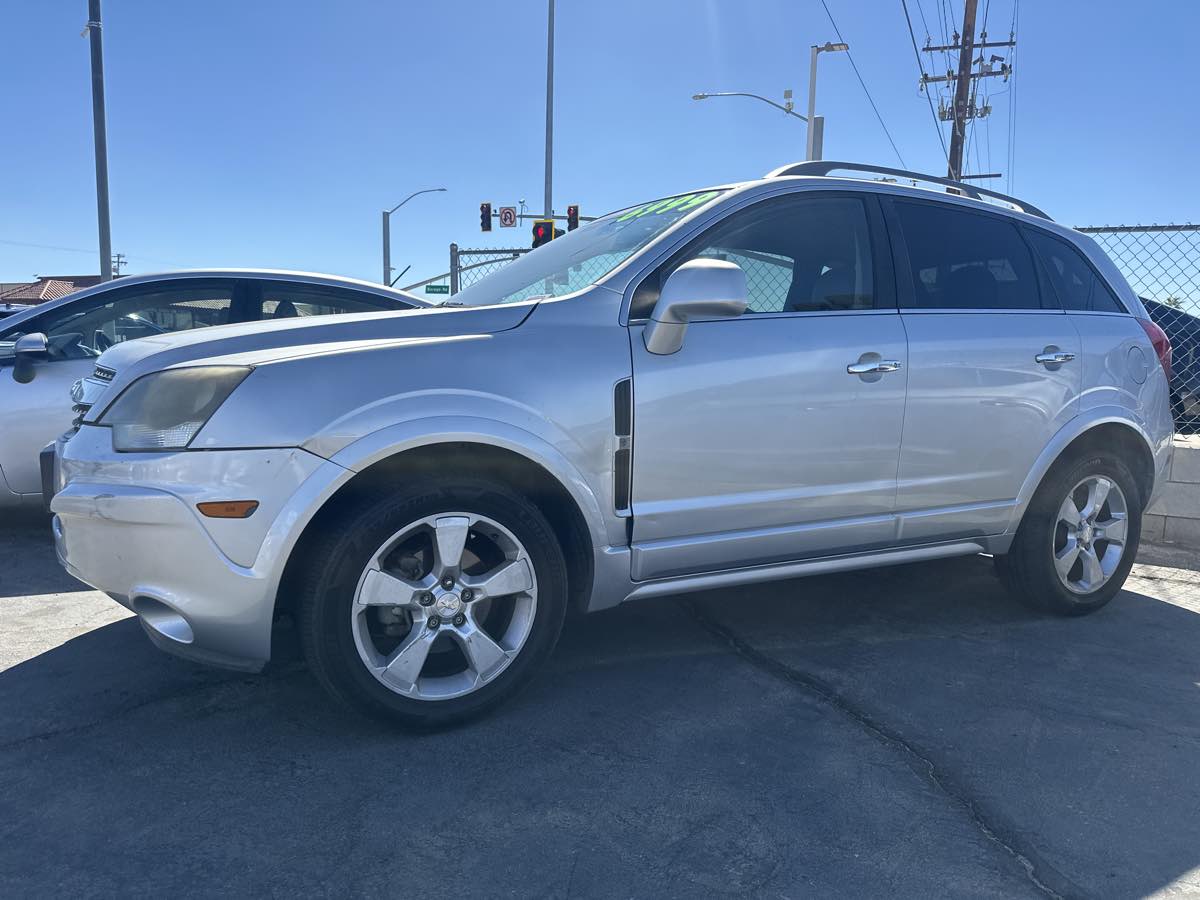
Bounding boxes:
[132,596,195,645]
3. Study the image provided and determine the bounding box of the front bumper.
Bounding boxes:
[51,426,350,671]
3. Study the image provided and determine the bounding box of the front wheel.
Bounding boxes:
[996,452,1142,616]
[298,478,569,729]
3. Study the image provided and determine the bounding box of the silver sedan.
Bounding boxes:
[0,269,421,509]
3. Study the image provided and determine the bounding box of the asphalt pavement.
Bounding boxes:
[2,509,1199,899]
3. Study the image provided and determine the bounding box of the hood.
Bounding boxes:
[97,302,533,376]
[85,302,536,415]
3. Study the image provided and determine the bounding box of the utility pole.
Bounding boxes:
[85,0,113,282]
[921,1,1015,181]
[543,0,555,219]
[945,0,977,181]
[111,252,125,276]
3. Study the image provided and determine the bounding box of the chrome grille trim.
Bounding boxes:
[70,371,118,430]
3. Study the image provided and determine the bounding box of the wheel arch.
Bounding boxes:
[275,438,599,624]
[1012,415,1157,534]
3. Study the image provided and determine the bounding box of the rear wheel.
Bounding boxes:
[996,452,1141,616]
[298,478,568,728]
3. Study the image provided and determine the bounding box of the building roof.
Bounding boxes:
[0,274,103,303]
[38,274,104,288]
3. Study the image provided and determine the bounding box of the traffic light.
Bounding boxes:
[566,205,580,231]
[532,219,555,248]
[480,202,492,232]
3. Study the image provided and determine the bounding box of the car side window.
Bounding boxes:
[632,195,876,318]
[894,201,1046,310]
[1025,230,1126,313]
[12,284,235,360]
[258,283,405,320]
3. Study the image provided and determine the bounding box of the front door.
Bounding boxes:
[628,193,908,581]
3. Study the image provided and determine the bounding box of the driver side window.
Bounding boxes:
[632,194,877,318]
[30,284,235,360]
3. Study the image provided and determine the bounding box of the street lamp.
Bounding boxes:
[382,187,447,286]
[692,91,809,156]
[807,41,849,161]
[691,91,809,122]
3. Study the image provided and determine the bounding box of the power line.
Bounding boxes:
[0,237,186,270]
[901,0,950,163]
[938,0,955,70]
[968,0,994,173]
[0,238,96,255]
[914,0,933,37]
[1006,0,1020,192]
[815,0,908,167]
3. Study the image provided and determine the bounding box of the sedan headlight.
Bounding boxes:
[100,366,250,451]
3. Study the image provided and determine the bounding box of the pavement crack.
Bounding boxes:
[678,597,1081,900]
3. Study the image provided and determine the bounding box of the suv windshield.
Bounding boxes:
[451,189,726,307]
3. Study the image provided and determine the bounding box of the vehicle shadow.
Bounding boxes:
[0,510,88,598]
[1,555,1198,897]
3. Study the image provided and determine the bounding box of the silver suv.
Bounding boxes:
[50,162,1176,728]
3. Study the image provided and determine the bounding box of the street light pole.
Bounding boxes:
[381,187,447,285]
[543,0,555,219]
[86,0,112,282]
[806,42,849,161]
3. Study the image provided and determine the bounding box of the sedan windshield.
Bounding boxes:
[451,189,726,307]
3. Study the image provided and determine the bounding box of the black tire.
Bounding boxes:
[996,450,1142,616]
[297,477,569,729]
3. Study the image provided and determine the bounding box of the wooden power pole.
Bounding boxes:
[920,0,1015,181]
[946,0,978,181]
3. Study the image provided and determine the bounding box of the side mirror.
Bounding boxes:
[12,332,49,384]
[643,258,747,355]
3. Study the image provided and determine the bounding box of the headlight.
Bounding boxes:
[100,366,250,451]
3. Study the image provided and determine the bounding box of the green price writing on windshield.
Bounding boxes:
[615,191,719,223]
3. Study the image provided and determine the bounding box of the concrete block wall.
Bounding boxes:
[1145,435,1200,550]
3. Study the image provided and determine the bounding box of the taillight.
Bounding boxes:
[1138,318,1173,383]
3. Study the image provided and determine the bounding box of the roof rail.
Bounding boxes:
[766,160,1051,221]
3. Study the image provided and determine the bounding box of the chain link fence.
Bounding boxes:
[1078,224,1199,433]
[450,245,531,294]
[445,244,620,303]
[400,246,531,300]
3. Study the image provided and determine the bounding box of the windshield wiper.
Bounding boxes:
[435,300,466,307]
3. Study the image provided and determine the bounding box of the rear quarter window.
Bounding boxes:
[1025,229,1127,314]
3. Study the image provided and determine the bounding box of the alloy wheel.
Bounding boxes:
[350,512,538,700]
[1052,475,1129,595]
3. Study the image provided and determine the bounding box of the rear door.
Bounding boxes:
[885,198,1080,542]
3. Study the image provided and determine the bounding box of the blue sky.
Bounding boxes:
[2,0,1197,287]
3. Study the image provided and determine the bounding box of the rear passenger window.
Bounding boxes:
[894,201,1046,310]
[258,283,402,320]
[1025,230,1125,313]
